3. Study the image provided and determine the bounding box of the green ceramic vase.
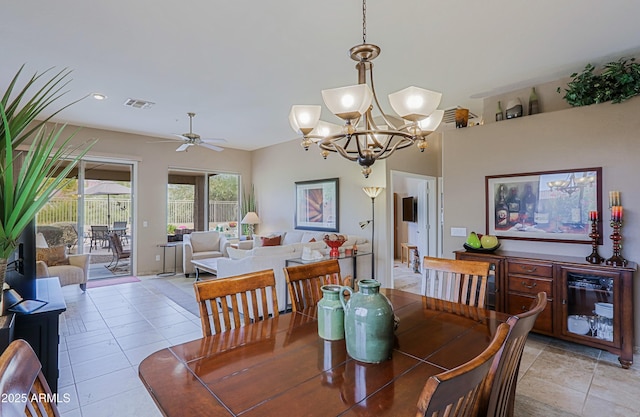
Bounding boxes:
[340,279,394,363]
[317,285,345,340]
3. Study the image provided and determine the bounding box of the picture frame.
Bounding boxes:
[294,178,339,232]
[486,167,602,244]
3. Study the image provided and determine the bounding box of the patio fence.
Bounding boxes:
[37,198,239,228]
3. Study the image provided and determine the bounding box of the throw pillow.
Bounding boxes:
[261,235,281,247]
[36,245,70,266]
[309,238,316,242]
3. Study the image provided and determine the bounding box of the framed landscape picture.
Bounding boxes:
[294,178,339,232]
[486,167,602,243]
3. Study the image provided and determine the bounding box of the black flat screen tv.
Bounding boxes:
[402,196,417,222]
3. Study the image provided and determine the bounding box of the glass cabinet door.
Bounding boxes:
[564,270,615,342]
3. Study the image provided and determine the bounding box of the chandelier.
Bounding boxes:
[288,0,444,178]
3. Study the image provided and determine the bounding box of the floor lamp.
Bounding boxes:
[362,187,383,280]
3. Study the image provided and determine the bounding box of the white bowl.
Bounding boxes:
[595,302,613,319]
[567,315,590,335]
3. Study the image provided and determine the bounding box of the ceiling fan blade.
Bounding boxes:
[176,143,192,152]
[201,138,227,143]
[147,139,184,144]
[199,143,224,152]
[174,134,189,141]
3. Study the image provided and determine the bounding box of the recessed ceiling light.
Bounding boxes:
[91,93,107,100]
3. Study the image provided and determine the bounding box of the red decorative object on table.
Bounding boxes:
[323,234,346,258]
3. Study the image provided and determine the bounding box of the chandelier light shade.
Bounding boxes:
[288,105,321,135]
[289,0,443,178]
[388,87,442,122]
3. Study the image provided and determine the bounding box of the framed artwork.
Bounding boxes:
[294,178,339,232]
[486,167,602,243]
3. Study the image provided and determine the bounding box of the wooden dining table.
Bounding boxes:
[139,289,510,416]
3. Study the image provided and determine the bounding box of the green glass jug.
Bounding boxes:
[317,285,345,340]
[339,279,394,363]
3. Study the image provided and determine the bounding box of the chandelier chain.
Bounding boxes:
[362,0,367,44]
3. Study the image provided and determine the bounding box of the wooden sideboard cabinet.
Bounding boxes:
[455,250,636,368]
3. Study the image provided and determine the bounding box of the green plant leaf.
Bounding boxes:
[0,67,95,258]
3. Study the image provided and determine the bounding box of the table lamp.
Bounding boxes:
[241,211,261,239]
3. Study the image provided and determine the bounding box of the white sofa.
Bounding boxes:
[216,230,371,311]
[182,231,230,277]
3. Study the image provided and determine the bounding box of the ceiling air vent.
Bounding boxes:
[123,98,155,109]
[442,107,478,124]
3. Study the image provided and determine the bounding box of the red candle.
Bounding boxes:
[589,211,598,221]
[611,206,623,221]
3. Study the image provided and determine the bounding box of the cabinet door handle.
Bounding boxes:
[521,281,537,289]
[521,266,537,273]
[521,305,529,311]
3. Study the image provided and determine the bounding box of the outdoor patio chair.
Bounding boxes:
[107,232,131,272]
[90,225,110,252]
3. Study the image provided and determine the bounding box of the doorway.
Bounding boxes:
[389,170,439,293]
[36,159,136,280]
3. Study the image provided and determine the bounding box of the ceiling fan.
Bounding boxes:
[170,112,226,152]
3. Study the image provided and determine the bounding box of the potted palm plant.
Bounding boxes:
[1,66,95,307]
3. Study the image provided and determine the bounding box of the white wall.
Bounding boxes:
[442,95,640,344]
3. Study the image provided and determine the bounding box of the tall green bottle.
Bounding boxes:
[496,101,504,121]
[529,87,540,115]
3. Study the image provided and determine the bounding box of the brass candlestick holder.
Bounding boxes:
[585,218,603,264]
[605,220,628,267]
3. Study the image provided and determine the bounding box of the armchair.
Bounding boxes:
[182,231,226,277]
[36,253,90,291]
[35,232,90,291]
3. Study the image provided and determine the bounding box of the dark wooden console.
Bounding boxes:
[455,250,636,368]
[13,277,67,392]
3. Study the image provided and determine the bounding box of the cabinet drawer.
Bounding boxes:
[508,261,552,277]
[507,294,553,334]
[508,275,552,296]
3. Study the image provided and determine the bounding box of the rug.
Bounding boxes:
[86,276,140,288]
[145,278,201,316]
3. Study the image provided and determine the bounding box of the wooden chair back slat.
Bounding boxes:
[416,323,511,417]
[481,292,548,417]
[0,339,61,417]
[423,257,491,309]
[284,259,345,311]
[194,269,279,336]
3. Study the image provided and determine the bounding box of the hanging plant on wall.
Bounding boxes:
[558,57,640,106]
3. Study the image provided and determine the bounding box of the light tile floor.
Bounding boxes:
[55,270,639,417]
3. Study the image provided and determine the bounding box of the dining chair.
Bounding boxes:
[422,256,491,308]
[107,232,131,271]
[481,291,548,417]
[193,269,279,336]
[416,322,511,417]
[0,339,61,417]
[284,259,347,312]
[89,225,109,252]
